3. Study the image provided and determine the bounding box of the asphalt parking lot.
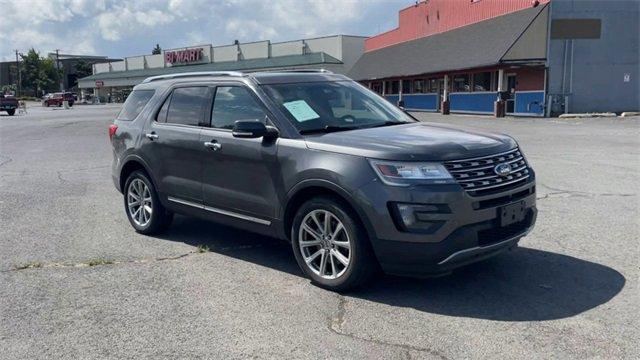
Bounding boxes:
[1,104,638,359]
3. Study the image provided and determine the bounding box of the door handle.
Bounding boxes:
[145,133,159,140]
[204,141,221,151]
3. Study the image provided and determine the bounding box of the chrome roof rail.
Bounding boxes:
[256,68,333,74]
[142,71,245,83]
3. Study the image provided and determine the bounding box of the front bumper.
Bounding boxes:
[353,173,537,277]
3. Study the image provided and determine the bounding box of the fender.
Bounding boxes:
[280,178,377,243]
[117,153,159,193]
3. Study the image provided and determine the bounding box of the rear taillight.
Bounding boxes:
[108,124,118,140]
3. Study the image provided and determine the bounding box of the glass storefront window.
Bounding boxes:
[413,80,425,93]
[428,78,440,93]
[472,72,492,92]
[402,80,412,94]
[453,74,470,92]
[371,82,382,94]
[384,80,400,94]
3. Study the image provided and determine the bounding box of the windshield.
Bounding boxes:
[262,81,415,134]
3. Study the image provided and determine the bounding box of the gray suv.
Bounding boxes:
[110,70,536,291]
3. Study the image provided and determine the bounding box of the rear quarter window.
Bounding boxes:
[117,90,155,121]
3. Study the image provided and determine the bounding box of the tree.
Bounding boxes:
[20,49,41,96]
[1,84,16,95]
[152,44,162,55]
[74,59,93,79]
[36,58,59,94]
[19,49,60,96]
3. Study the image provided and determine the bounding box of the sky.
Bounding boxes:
[0,0,415,61]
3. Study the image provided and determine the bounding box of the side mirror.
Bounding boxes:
[232,120,278,139]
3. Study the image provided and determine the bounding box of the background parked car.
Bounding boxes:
[0,93,18,115]
[42,92,75,107]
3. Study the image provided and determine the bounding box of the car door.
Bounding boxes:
[199,84,280,224]
[139,85,213,204]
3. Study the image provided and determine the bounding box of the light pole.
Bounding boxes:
[54,49,64,92]
[14,49,21,97]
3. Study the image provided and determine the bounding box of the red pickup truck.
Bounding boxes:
[0,94,18,116]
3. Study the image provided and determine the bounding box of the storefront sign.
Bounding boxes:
[165,48,204,64]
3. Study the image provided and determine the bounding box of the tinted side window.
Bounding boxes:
[116,90,154,121]
[211,86,267,130]
[166,87,211,126]
[156,94,171,123]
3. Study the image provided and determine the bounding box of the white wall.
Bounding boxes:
[127,56,145,70]
[213,44,238,62]
[145,54,164,68]
[111,61,126,71]
[271,40,304,57]
[305,36,342,60]
[94,63,110,74]
[239,41,269,59]
[340,36,366,73]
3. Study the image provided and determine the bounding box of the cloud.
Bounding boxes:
[0,0,409,60]
[96,4,175,41]
[225,19,278,42]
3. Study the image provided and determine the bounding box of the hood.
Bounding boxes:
[304,122,517,161]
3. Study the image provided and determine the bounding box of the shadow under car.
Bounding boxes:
[154,215,625,322]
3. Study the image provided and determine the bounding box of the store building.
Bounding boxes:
[349,0,639,116]
[78,35,366,102]
[0,53,117,95]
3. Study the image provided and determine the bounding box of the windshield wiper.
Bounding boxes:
[366,120,411,129]
[299,125,360,135]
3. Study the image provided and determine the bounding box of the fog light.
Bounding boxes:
[394,203,441,227]
[390,203,449,234]
[397,204,417,227]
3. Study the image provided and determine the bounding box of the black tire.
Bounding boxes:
[7,109,15,116]
[123,170,173,234]
[291,196,378,292]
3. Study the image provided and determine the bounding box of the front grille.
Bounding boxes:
[444,148,530,195]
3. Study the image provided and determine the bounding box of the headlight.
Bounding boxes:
[369,159,454,186]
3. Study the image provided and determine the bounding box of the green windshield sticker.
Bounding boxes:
[283,100,320,122]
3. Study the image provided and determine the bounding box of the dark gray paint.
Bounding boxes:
[111,72,537,276]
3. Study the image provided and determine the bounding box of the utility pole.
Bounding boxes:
[55,49,64,92]
[14,49,21,97]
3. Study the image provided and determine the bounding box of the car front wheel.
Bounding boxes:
[123,170,173,234]
[292,196,377,291]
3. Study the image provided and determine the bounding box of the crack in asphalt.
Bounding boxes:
[5,251,197,273]
[5,243,269,273]
[56,165,111,182]
[327,294,449,360]
[0,155,12,167]
[537,183,635,201]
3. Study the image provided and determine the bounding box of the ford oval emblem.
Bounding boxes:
[494,163,512,177]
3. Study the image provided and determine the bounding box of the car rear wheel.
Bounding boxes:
[291,196,377,291]
[124,170,173,234]
[7,109,15,116]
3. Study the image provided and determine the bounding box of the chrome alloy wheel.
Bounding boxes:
[298,209,351,280]
[127,178,153,227]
